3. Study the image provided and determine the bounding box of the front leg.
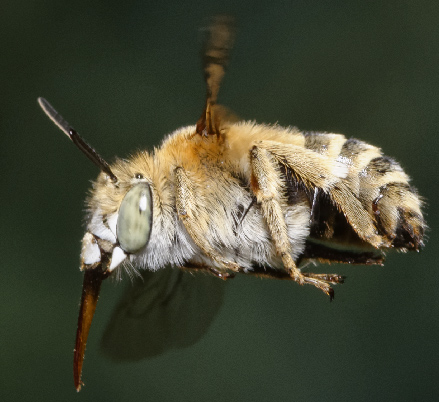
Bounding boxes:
[174,167,240,273]
[249,146,343,299]
[179,263,236,280]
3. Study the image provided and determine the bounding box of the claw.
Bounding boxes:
[208,267,236,280]
[328,287,335,301]
[292,271,345,299]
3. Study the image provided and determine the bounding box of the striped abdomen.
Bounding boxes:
[301,132,425,252]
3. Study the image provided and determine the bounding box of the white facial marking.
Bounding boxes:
[109,246,127,271]
[81,232,101,265]
[88,209,117,244]
[107,213,118,237]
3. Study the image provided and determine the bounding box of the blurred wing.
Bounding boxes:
[100,267,225,361]
[196,15,236,136]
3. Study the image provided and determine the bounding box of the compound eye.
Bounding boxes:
[117,183,153,253]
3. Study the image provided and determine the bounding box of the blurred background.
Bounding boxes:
[1,0,438,401]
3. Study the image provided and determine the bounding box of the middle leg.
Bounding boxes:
[174,166,240,273]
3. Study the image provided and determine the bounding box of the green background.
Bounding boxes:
[2,1,438,401]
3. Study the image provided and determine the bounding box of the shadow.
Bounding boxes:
[100,267,225,361]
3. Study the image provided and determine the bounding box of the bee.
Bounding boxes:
[38,16,425,391]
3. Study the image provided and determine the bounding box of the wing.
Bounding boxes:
[196,15,236,137]
[100,267,225,361]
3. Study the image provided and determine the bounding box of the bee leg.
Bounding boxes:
[207,267,236,279]
[175,166,241,273]
[250,146,341,298]
[255,140,384,248]
[179,264,236,280]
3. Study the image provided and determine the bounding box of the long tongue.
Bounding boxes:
[73,266,107,391]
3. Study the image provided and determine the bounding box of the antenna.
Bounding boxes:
[38,97,118,182]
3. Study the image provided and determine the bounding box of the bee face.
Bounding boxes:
[81,157,153,272]
[38,16,426,391]
[81,179,154,272]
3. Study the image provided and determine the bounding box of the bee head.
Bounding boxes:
[37,97,154,275]
[81,177,153,274]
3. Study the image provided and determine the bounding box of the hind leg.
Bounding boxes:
[249,145,344,298]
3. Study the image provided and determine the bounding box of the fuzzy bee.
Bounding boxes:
[38,16,425,391]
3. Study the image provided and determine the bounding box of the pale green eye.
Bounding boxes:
[117,183,153,253]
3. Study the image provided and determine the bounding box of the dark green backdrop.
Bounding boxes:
[1,1,438,401]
